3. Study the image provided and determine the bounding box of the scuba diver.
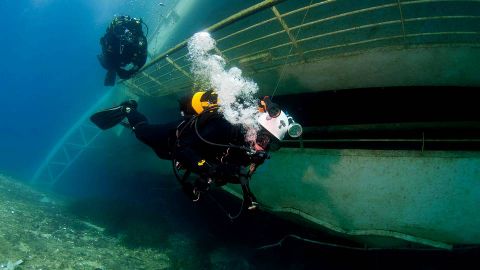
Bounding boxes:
[98,15,148,86]
[90,91,302,212]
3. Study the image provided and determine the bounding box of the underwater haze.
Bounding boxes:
[1,0,119,180]
[0,0,256,180]
[1,0,479,269]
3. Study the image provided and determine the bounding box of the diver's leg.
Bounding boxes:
[125,108,147,129]
[126,110,158,145]
[126,109,178,159]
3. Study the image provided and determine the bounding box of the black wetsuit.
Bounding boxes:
[99,16,147,81]
[126,109,266,203]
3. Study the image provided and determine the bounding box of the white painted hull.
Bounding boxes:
[225,148,480,249]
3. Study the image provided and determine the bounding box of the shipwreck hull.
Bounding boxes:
[254,46,480,95]
[225,148,480,249]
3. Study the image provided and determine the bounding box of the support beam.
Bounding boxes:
[271,6,305,60]
[166,56,193,80]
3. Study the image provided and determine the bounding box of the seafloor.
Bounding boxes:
[0,174,174,269]
[0,172,280,270]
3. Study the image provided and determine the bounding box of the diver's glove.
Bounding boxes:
[243,191,258,210]
[208,164,258,210]
[181,182,201,202]
[245,196,258,211]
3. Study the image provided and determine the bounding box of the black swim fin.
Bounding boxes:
[90,105,127,130]
[104,70,116,86]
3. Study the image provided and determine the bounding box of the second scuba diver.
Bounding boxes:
[98,15,148,86]
[90,91,302,211]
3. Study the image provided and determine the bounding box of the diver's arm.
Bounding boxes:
[241,179,258,210]
[130,36,148,70]
[134,38,148,67]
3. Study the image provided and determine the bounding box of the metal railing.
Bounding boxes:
[122,0,480,97]
[31,88,135,186]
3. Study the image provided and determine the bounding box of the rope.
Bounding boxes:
[271,0,314,99]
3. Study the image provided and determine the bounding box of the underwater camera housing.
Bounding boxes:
[258,110,303,140]
[258,96,303,139]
